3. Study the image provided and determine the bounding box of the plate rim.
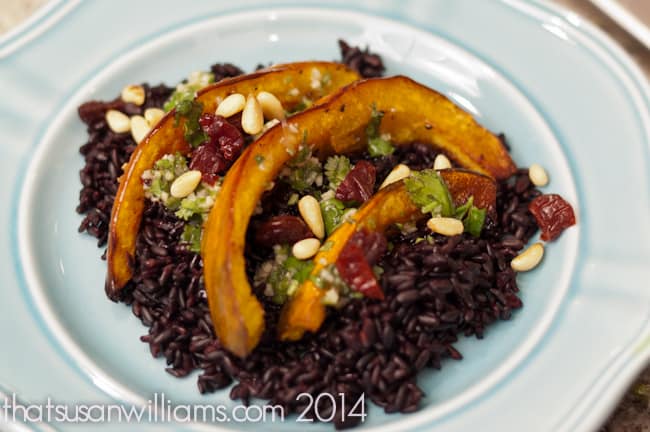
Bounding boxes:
[15,5,580,431]
[4,0,650,431]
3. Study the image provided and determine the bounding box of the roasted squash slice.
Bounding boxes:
[202,76,512,357]
[106,62,360,297]
[278,169,497,341]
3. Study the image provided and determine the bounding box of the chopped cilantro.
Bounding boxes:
[313,264,348,298]
[164,90,192,113]
[291,145,310,165]
[464,205,487,237]
[368,136,395,157]
[163,70,214,112]
[142,153,188,210]
[404,169,487,236]
[454,196,474,220]
[366,104,395,157]
[260,246,315,304]
[320,198,346,236]
[181,222,203,253]
[254,154,265,165]
[324,155,351,190]
[143,153,220,222]
[453,195,487,237]
[283,146,322,192]
[287,193,299,206]
[286,256,315,283]
[404,169,453,217]
[174,99,208,148]
[174,182,219,221]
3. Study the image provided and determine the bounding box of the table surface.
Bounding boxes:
[1,0,649,431]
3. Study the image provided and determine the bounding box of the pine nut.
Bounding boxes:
[511,242,544,272]
[256,91,286,121]
[241,95,264,135]
[130,115,151,143]
[380,164,411,189]
[529,163,549,187]
[215,93,246,118]
[105,110,131,133]
[292,238,321,260]
[427,217,464,236]
[433,154,452,170]
[170,170,202,198]
[144,108,165,127]
[120,85,145,106]
[298,195,325,239]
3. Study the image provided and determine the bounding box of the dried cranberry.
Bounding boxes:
[347,230,387,266]
[190,114,244,184]
[528,194,576,241]
[199,114,245,162]
[254,215,314,247]
[77,98,124,125]
[189,144,224,185]
[335,160,376,204]
[336,233,385,300]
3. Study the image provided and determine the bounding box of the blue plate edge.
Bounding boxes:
[3,1,650,431]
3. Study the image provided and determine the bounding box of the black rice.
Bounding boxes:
[75,45,541,429]
[339,39,386,78]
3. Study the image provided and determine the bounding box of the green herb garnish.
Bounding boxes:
[405,169,487,236]
[143,153,220,221]
[366,104,395,157]
[181,221,202,253]
[174,99,208,148]
[324,155,351,190]
[163,70,214,112]
[174,180,220,221]
[286,256,315,283]
[320,198,346,236]
[404,169,453,217]
[368,137,395,157]
[464,205,486,237]
[454,196,473,220]
[143,152,188,209]
[284,146,322,192]
[263,246,315,304]
[453,196,487,237]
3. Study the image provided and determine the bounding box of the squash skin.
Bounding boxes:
[203,75,510,356]
[278,169,497,341]
[105,62,360,298]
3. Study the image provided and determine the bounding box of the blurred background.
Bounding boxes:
[1,0,648,431]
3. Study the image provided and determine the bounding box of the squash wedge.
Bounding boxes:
[202,76,511,356]
[106,62,360,298]
[278,169,497,340]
